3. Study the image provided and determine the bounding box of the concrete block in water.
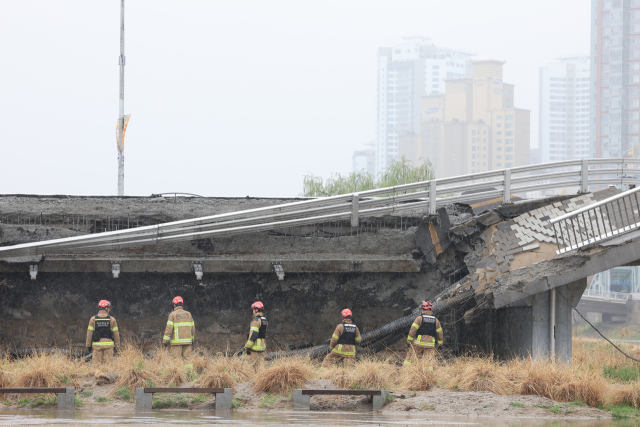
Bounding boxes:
[135,388,153,410]
[372,390,390,411]
[215,388,232,411]
[293,389,310,410]
[57,387,75,410]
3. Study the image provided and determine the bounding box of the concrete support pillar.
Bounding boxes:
[499,278,587,362]
[372,391,390,411]
[293,389,310,410]
[135,388,152,410]
[215,388,233,411]
[57,388,75,410]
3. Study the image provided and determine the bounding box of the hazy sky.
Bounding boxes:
[0,0,590,197]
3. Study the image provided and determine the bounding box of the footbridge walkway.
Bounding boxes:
[2,158,640,359]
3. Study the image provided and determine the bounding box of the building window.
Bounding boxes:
[497,115,502,119]
[497,155,502,159]
[506,131,513,136]
[472,138,476,143]
[497,123,502,127]
[506,162,513,167]
[472,154,476,159]
[497,139,502,143]
[505,147,513,152]
[506,155,513,160]
[472,146,476,151]
[506,115,514,121]
[472,162,476,167]
[483,146,487,151]
[472,130,476,136]
[497,163,502,167]
[483,162,487,166]
[506,139,513,144]
[497,147,502,151]
[506,123,514,129]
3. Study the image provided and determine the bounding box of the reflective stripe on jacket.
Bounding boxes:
[163,306,195,345]
[407,311,443,347]
[329,320,361,357]
[86,310,120,348]
[245,312,266,352]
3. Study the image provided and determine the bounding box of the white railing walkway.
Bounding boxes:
[550,185,640,254]
[1,158,639,257]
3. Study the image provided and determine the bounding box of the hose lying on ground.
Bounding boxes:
[263,289,475,360]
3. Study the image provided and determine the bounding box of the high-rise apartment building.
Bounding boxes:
[539,56,591,163]
[375,37,474,175]
[398,60,530,178]
[591,0,640,158]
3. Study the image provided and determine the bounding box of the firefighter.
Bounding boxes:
[404,301,443,366]
[86,300,120,365]
[321,308,361,368]
[163,296,195,370]
[243,301,267,368]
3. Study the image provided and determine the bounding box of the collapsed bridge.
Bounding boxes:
[2,158,640,360]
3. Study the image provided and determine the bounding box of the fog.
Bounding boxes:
[0,0,589,197]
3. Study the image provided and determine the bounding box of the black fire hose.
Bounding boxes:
[263,290,475,360]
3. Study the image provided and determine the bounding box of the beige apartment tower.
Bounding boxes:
[398,60,530,178]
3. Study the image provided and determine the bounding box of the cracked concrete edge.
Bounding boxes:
[492,229,640,308]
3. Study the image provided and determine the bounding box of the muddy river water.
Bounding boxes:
[0,410,638,427]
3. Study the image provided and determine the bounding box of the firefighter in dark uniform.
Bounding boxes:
[404,301,443,366]
[86,300,120,365]
[243,301,267,368]
[321,308,362,368]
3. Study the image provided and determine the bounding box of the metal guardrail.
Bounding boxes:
[1,158,640,257]
[582,289,630,301]
[550,185,640,254]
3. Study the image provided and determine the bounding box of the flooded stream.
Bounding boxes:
[0,410,638,426]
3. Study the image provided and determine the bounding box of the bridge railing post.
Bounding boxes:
[580,159,589,193]
[429,181,436,215]
[503,169,512,204]
[351,193,359,227]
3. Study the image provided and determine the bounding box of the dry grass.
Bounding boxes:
[109,342,157,396]
[450,357,514,395]
[398,356,437,391]
[7,351,83,389]
[612,382,640,408]
[0,368,8,388]
[111,366,156,396]
[0,339,638,409]
[349,358,396,390]
[252,357,313,394]
[199,356,252,389]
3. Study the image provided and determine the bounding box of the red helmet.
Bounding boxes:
[422,301,433,310]
[173,296,183,305]
[251,301,264,310]
[341,308,352,318]
[98,300,111,308]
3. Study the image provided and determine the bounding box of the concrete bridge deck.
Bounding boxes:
[2,185,640,358]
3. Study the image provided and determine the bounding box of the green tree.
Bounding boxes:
[302,157,434,197]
